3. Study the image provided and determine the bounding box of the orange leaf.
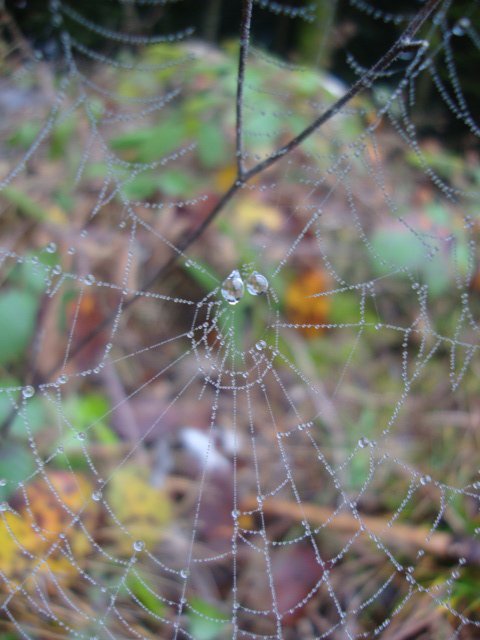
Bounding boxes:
[285,269,330,338]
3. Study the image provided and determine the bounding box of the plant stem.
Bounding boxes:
[236,0,253,177]
[34,0,441,384]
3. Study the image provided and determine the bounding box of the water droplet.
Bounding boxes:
[0,502,8,512]
[0,479,6,487]
[187,331,194,339]
[255,340,266,351]
[221,270,244,305]
[77,432,86,441]
[133,540,145,552]
[92,491,102,502]
[84,274,95,286]
[420,474,431,486]
[453,17,470,35]
[57,445,64,454]
[231,509,240,519]
[179,569,189,579]
[22,386,35,399]
[52,265,62,275]
[246,271,269,296]
[56,374,68,385]
[67,246,76,255]
[45,242,57,253]
[358,437,370,449]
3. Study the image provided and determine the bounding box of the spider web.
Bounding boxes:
[0,1,479,638]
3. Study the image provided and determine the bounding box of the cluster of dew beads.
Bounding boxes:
[221,269,269,305]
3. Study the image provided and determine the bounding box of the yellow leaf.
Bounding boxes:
[234,196,283,233]
[214,164,236,193]
[285,269,331,338]
[0,471,100,589]
[107,466,171,551]
[47,204,68,225]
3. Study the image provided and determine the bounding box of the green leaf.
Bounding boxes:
[157,170,196,197]
[110,116,187,163]
[1,187,48,221]
[10,396,46,439]
[0,441,35,500]
[7,121,41,149]
[50,114,76,159]
[370,228,425,274]
[187,598,229,640]
[346,408,376,491]
[9,252,55,295]
[0,380,46,440]
[126,571,166,617]
[197,122,227,168]
[0,289,38,365]
[184,259,220,292]
[63,393,117,444]
[122,173,159,200]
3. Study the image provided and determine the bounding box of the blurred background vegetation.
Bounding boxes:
[0,1,479,638]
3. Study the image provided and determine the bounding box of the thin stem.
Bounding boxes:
[236,0,253,177]
[28,0,441,386]
[244,0,441,182]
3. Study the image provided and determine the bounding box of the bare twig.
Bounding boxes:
[243,0,440,182]
[236,0,254,177]
[29,0,441,385]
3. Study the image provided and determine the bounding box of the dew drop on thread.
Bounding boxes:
[221,270,245,305]
[246,271,269,296]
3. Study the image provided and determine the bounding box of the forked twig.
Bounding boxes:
[32,0,442,384]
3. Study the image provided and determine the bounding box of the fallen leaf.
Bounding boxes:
[234,197,283,233]
[0,471,98,586]
[107,466,171,551]
[284,269,331,337]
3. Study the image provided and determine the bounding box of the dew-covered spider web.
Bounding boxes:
[0,0,479,638]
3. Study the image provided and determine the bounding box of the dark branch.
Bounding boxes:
[236,0,254,177]
[244,0,440,182]
[31,0,441,386]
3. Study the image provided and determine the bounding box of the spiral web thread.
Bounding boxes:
[0,1,479,638]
